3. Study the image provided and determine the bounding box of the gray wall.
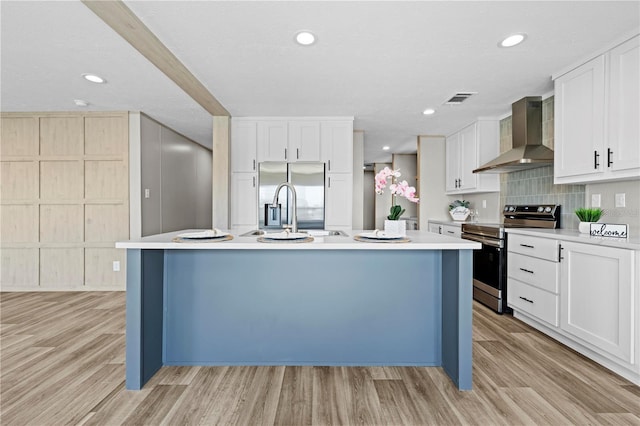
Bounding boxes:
[140,114,212,236]
[418,136,450,225]
[363,170,375,230]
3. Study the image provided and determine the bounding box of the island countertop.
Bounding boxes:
[116,229,481,250]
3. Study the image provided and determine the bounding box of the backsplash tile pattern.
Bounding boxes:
[499,96,585,230]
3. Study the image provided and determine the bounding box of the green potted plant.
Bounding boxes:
[575,207,604,233]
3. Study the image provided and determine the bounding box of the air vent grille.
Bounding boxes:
[445,92,477,105]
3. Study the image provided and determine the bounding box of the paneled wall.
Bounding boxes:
[1,112,129,290]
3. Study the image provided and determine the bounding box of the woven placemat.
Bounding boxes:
[172,235,234,243]
[257,236,314,244]
[353,235,411,243]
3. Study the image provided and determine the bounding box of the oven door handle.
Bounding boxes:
[462,233,503,248]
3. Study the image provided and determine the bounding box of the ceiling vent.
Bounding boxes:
[444,92,477,105]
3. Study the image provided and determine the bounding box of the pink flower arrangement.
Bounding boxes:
[375,167,419,220]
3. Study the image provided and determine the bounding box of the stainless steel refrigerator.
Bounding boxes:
[258,162,325,230]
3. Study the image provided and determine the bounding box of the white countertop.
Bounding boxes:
[506,228,640,251]
[116,229,481,251]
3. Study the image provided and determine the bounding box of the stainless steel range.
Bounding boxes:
[461,204,561,313]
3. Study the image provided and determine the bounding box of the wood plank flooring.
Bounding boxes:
[1,291,638,425]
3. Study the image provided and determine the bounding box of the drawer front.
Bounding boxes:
[508,279,559,327]
[508,252,560,293]
[508,234,559,262]
[442,225,461,238]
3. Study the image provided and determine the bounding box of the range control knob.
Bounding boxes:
[508,206,516,212]
[545,206,552,213]
[504,206,509,211]
[537,206,544,212]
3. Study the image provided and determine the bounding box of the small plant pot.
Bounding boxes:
[578,221,594,234]
[384,219,406,236]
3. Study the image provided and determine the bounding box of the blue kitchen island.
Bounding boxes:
[116,230,480,391]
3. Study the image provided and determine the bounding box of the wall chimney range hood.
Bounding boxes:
[473,96,554,173]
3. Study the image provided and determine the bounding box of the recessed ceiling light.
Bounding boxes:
[74,99,89,107]
[82,73,106,84]
[423,108,436,115]
[499,33,526,48]
[295,31,316,46]
[382,146,390,151]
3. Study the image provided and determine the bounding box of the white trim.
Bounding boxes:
[231,116,354,122]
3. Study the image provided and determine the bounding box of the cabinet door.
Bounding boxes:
[231,120,257,173]
[554,55,606,180]
[289,121,321,161]
[230,172,257,228]
[445,133,460,192]
[321,121,353,173]
[458,123,478,191]
[560,241,634,363]
[257,121,288,162]
[608,35,640,175]
[325,173,352,228]
[428,223,442,234]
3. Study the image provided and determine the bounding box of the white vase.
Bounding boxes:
[578,221,593,234]
[384,219,406,236]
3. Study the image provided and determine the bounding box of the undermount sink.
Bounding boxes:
[239,229,348,237]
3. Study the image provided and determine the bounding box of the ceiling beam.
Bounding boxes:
[82,0,229,117]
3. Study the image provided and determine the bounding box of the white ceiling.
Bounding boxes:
[2,1,639,164]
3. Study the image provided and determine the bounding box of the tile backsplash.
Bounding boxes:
[499,96,586,230]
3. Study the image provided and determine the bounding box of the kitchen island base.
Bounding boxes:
[124,244,473,391]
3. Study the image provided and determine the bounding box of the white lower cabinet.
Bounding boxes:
[428,223,442,234]
[560,241,635,364]
[507,230,639,385]
[442,224,461,238]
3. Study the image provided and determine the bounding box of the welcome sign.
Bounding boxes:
[590,223,628,238]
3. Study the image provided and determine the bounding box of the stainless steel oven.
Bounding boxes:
[462,205,560,314]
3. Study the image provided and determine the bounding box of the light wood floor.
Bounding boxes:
[1,292,638,425]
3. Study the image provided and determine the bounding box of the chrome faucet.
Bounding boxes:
[271,182,298,233]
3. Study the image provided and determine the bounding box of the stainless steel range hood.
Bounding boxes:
[474,96,554,173]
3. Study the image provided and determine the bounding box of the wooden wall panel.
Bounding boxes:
[39,248,84,288]
[85,116,128,155]
[85,204,129,242]
[40,161,83,200]
[1,112,129,290]
[39,117,84,156]
[85,160,127,199]
[0,161,38,200]
[40,204,84,243]
[0,248,39,288]
[1,205,38,242]
[0,117,38,156]
[85,248,126,288]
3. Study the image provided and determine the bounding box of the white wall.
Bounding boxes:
[352,130,364,229]
[418,136,450,226]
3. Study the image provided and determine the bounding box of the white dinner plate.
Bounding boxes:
[177,229,229,239]
[262,232,309,240]
[357,231,404,240]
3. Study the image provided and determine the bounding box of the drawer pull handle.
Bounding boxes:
[594,150,600,169]
[519,296,534,304]
[519,268,534,274]
[447,230,454,234]
[520,244,534,248]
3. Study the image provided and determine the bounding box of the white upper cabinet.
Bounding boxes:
[257,120,288,162]
[321,121,353,173]
[231,120,257,173]
[554,34,640,184]
[445,120,499,194]
[288,121,321,161]
[608,35,640,175]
